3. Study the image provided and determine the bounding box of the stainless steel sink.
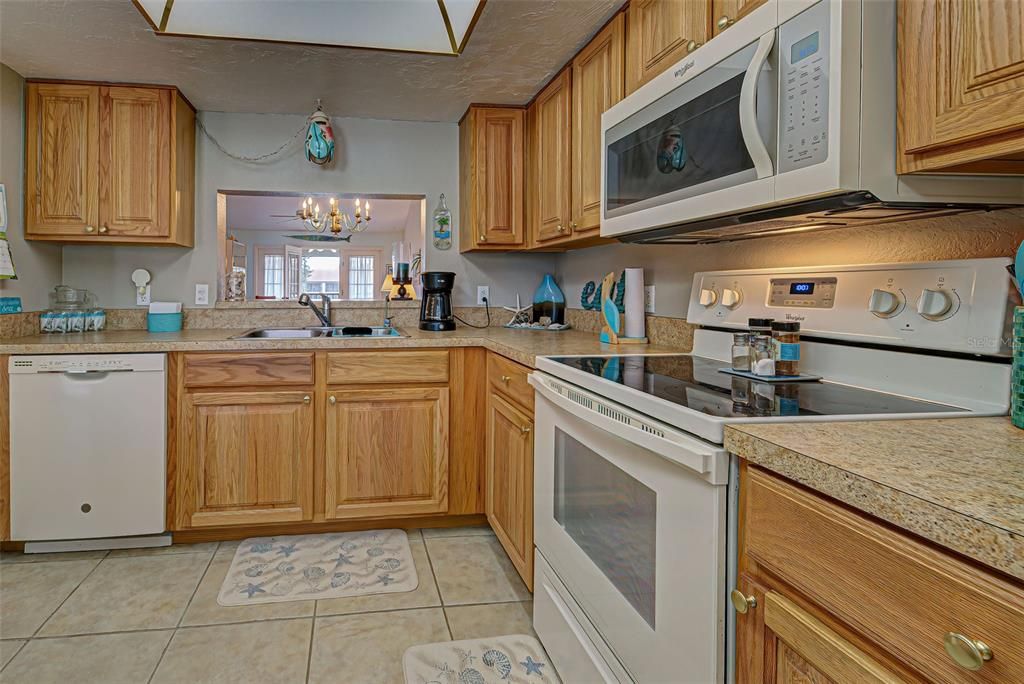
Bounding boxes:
[231,326,404,340]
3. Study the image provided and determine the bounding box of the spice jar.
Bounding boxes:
[751,335,776,377]
[748,318,774,336]
[731,333,752,372]
[772,321,801,376]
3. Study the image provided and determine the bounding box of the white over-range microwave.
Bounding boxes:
[600,0,1024,244]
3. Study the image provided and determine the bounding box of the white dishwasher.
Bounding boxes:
[9,354,167,544]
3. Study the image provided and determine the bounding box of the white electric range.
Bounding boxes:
[527,258,1015,684]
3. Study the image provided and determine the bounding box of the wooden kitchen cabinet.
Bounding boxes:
[710,0,768,37]
[176,390,315,529]
[25,80,195,245]
[572,13,625,236]
[324,387,449,520]
[485,352,535,589]
[459,106,526,251]
[898,0,1024,173]
[626,0,710,94]
[735,465,1024,683]
[532,69,573,244]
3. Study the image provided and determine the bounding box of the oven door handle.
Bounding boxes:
[739,30,776,179]
[529,372,727,483]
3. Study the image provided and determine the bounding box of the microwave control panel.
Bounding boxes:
[778,0,830,173]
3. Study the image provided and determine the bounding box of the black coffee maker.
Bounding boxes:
[419,272,456,331]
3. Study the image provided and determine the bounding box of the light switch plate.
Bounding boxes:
[644,285,655,313]
[136,285,151,306]
[195,283,210,306]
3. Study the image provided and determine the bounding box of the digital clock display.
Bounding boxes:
[791,32,819,64]
[790,282,815,295]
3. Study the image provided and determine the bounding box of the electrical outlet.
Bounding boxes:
[644,285,655,313]
[195,283,210,306]
[136,285,151,306]
[477,285,490,305]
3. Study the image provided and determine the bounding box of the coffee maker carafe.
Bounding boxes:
[419,272,456,331]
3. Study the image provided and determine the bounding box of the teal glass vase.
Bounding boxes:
[532,274,566,325]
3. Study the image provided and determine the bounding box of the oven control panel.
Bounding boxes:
[687,259,1015,356]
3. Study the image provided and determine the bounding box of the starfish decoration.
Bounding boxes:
[521,656,545,677]
[334,552,355,565]
[240,583,266,598]
[276,543,298,557]
[502,293,532,327]
[377,573,396,586]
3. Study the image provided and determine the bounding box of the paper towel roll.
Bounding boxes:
[624,268,646,339]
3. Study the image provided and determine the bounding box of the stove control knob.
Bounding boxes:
[698,288,718,307]
[721,288,742,309]
[916,288,955,320]
[868,288,902,317]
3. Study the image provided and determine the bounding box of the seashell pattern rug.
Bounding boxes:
[404,635,560,684]
[217,530,417,606]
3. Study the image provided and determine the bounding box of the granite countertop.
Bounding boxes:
[726,418,1024,580]
[0,326,686,368]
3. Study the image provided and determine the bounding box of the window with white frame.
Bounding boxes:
[255,246,285,299]
[254,245,382,299]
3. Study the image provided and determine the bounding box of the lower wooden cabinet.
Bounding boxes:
[324,387,449,519]
[176,390,315,529]
[486,391,535,589]
[736,465,1024,683]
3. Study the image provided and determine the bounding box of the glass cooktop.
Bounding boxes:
[550,355,966,419]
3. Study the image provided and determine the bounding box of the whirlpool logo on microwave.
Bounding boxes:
[674,60,695,79]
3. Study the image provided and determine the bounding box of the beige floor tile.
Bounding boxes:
[107,541,219,558]
[420,525,495,539]
[426,536,532,606]
[0,640,27,670]
[316,540,440,617]
[0,560,100,639]
[151,619,312,684]
[308,608,450,684]
[445,601,535,640]
[0,550,108,564]
[181,552,315,627]
[38,553,210,636]
[1,630,172,684]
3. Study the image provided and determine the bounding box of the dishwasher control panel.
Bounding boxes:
[9,354,165,374]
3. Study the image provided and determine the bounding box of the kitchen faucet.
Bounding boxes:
[298,293,332,327]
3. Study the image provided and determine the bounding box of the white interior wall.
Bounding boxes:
[0,63,62,311]
[60,111,556,308]
[556,209,1024,318]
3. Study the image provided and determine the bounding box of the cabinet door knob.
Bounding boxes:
[500,375,511,383]
[98,225,108,234]
[479,234,487,242]
[328,395,337,405]
[556,224,565,233]
[84,225,95,233]
[944,633,992,671]
[303,395,311,404]
[520,425,531,434]
[687,39,703,52]
[730,589,757,614]
[717,15,735,30]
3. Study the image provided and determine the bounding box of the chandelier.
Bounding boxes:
[299,197,371,236]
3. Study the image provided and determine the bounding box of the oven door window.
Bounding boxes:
[604,39,775,218]
[554,429,657,628]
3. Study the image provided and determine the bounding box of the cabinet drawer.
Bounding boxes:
[488,353,534,410]
[745,468,1024,684]
[326,350,449,385]
[183,353,314,387]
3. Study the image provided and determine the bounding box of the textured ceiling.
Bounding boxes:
[0,0,623,122]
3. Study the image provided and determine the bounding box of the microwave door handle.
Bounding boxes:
[739,31,776,179]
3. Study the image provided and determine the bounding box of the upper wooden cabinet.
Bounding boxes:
[626,0,710,94]
[572,13,625,236]
[176,390,315,529]
[710,0,768,37]
[459,106,525,251]
[532,69,573,244]
[25,80,195,246]
[898,0,1024,173]
[324,387,449,520]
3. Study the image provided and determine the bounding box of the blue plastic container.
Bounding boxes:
[147,312,183,333]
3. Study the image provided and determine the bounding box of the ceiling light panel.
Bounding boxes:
[135,0,485,55]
